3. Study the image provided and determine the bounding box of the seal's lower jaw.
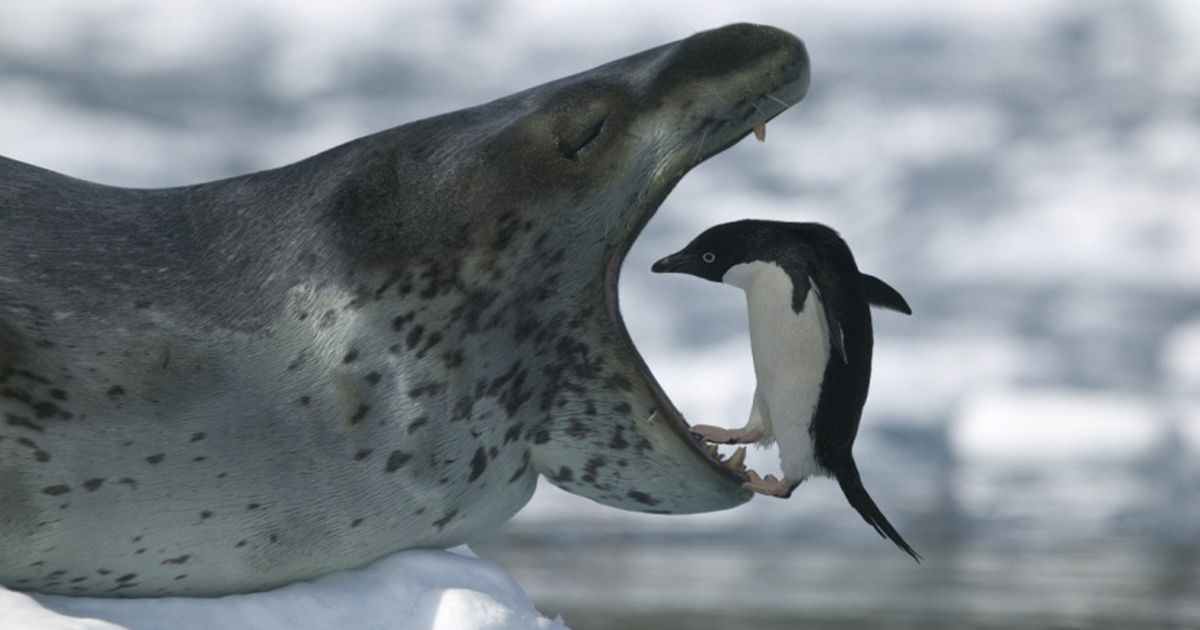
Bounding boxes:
[603,77,808,487]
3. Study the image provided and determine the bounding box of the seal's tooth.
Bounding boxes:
[706,443,721,460]
[724,446,747,471]
[752,122,766,142]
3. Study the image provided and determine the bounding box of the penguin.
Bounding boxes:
[651,219,920,561]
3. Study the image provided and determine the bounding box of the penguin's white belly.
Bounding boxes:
[733,264,831,481]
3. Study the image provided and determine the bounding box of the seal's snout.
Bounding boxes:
[666,23,810,102]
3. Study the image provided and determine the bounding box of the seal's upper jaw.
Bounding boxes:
[641,23,810,182]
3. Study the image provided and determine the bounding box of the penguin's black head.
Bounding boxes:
[651,219,766,283]
[652,219,847,283]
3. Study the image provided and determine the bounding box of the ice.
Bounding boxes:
[2,547,568,630]
[950,387,1164,465]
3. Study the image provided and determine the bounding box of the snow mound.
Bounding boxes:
[2,547,569,630]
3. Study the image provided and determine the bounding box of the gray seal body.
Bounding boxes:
[0,23,810,596]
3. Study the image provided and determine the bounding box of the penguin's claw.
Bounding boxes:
[743,470,798,498]
[690,424,763,445]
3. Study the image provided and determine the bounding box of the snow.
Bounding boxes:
[2,547,568,630]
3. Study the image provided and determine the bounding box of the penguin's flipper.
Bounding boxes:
[862,274,912,315]
[821,297,848,364]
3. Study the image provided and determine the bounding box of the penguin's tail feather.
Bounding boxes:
[836,460,922,563]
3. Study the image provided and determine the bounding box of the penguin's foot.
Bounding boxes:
[691,424,763,445]
[743,471,799,498]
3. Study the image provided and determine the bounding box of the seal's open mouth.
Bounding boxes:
[603,50,810,482]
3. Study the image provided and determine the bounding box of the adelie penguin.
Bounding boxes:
[652,219,920,561]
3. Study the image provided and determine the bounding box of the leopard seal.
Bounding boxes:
[0,23,810,596]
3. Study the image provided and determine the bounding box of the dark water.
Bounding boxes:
[477,538,1200,630]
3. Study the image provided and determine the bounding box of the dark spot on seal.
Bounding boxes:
[408,383,443,399]
[193,456,206,463]
[235,540,248,548]
[351,518,364,528]
[609,426,630,450]
[343,349,359,364]
[287,353,306,372]
[385,451,411,473]
[116,573,137,583]
[406,325,425,350]
[407,416,429,434]
[627,490,660,506]
[582,456,607,484]
[566,418,590,439]
[613,402,632,415]
[269,533,279,543]
[433,509,458,531]
[162,555,190,565]
[247,503,260,510]
[7,414,45,433]
[532,429,551,445]
[33,401,64,420]
[492,211,521,251]
[82,478,104,492]
[174,575,188,581]
[118,477,138,490]
[443,351,464,369]
[1,387,32,404]
[503,423,524,444]
[422,330,443,351]
[189,432,207,442]
[49,389,68,401]
[391,313,415,332]
[146,454,165,465]
[97,569,112,576]
[551,467,574,483]
[106,385,125,399]
[41,484,70,496]
[468,447,487,482]
[508,452,531,483]
[349,404,369,426]
[199,510,213,520]
[299,396,311,406]
[354,448,373,461]
[364,371,381,386]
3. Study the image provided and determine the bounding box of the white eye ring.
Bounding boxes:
[702,253,715,263]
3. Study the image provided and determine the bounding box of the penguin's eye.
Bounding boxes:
[702,253,716,263]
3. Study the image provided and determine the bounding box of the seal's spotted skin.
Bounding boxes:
[0,23,810,596]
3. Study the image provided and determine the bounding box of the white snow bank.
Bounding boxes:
[950,387,1164,465]
[2,547,569,630]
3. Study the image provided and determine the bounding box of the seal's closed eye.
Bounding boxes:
[558,115,607,161]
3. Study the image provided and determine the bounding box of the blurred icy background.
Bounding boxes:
[3,0,1199,628]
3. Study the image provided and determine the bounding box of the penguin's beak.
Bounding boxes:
[651,253,690,274]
